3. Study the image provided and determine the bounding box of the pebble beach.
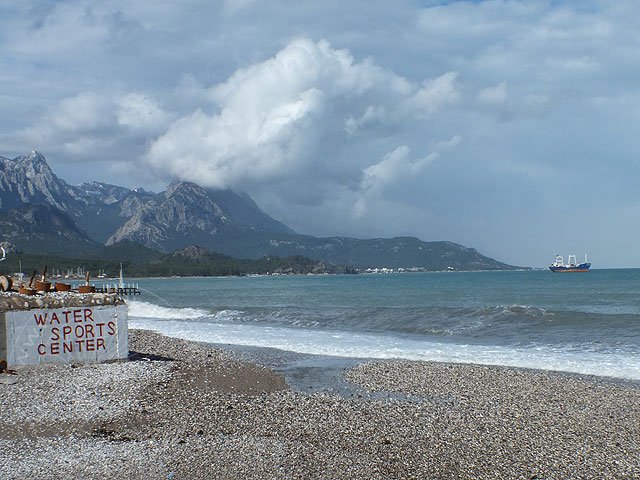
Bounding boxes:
[1,329,639,479]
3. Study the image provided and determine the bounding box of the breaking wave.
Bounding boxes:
[127,300,209,320]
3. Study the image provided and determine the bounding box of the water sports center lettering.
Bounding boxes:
[33,308,116,355]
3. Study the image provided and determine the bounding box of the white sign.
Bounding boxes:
[3,305,128,366]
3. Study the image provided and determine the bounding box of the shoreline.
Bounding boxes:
[130,318,640,384]
[2,328,640,479]
[215,340,640,395]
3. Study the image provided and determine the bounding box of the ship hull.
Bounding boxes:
[549,264,591,273]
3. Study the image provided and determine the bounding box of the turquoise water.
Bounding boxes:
[126,269,640,380]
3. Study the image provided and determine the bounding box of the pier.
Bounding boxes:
[95,284,141,296]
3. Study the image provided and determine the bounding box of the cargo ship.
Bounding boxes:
[549,254,591,272]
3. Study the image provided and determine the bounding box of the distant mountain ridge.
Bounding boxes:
[0,150,292,246]
[0,151,519,270]
[0,203,102,256]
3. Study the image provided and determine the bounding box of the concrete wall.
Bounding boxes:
[0,304,128,366]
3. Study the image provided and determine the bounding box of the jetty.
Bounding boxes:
[95,284,141,296]
[94,263,141,295]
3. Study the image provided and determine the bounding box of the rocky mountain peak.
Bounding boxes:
[165,181,208,199]
[0,150,72,212]
[17,150,51,176]
[21,149,47,163]
[106,180,236,251]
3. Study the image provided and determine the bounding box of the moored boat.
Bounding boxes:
[549,254,591,272]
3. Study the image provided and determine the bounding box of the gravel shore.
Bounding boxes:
[1,329,639,479]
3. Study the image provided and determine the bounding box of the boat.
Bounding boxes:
[549,254,591,272]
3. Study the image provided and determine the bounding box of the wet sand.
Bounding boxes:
[1,329,639,479]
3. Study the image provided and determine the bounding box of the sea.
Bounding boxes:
[126,269,640,381]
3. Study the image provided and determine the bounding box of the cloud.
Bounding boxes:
[478,82,508,106]
[361,146,439,193]
[50,92,116,133]
[2,92,113,152]
[352,134,461,220]
[116,93,172,133]
[408,72,461,115]
[431,134,462,152]
[476,81,553,119]
[13,3,111,56]
[344,105,388,136]
[145,38,458,190]
[223,0,259,14]
[1,90,170,164]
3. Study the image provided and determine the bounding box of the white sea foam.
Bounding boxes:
[127,300,209,320]
[210,309,244,320]
[129,316,640,381]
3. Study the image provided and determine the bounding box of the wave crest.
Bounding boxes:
[128,300,209,320]
[469,304,553,320]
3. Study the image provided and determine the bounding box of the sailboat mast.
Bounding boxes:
[119,263,124,289]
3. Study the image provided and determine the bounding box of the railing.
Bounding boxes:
[96,283,142,295]
[93,283,141,295]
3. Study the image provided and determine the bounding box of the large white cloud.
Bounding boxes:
[145,38,459,190]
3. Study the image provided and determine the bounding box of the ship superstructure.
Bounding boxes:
[549,254,591,272]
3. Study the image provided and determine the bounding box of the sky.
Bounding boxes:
[1,0,639,268]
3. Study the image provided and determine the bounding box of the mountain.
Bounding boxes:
[76,181,142,205]
[77,187,157,243]
[0,151,520,270]
[0,151,142,243]
[0,150,291,249]
[207,189,294,234]
[96,240,166,264]
[0,151,82,212]
[216,235,514,270]
[0,204,102,256]
[106,182,293,252]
